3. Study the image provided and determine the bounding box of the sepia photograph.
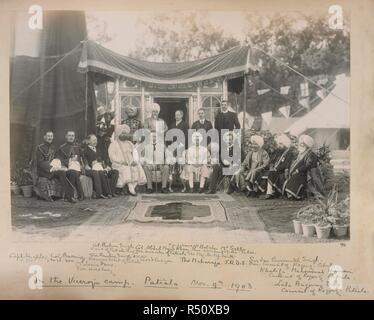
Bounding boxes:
[4,0,374,302]
[9,9,350,244]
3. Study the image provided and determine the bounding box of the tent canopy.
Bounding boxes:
[78,40,254,88]
[286,74,350,136]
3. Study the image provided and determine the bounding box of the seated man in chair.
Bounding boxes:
[57,130,85,201]
[206,132,240,194]
[264,134,295,199]
[35,131,76,203]
[83,134,118,199]
[181,132,210,193]
[109,124,146,196]
[229,134,269,197]
[283,134,318,200]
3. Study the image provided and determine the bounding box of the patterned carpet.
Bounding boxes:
[10,192,312,243]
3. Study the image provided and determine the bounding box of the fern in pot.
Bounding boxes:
[18,166,34,198]
[314,211,332,239]
[328,197,350,237]
[296,205,318,237]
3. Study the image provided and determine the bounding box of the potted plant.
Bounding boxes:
[18,167,34,198]
[314,214,332,239]
[292,217,303,235]
[10,180,21,195]
[294,205,313,235]
[11,161,24,195]
[296,205,318,237]
[329,197,350,237]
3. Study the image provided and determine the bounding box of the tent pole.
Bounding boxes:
[141,84,145,124]
[115,78,120,125]
[243,74,247,136]
[85,72,88,137]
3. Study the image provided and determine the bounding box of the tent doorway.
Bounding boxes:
[154,97,189,129]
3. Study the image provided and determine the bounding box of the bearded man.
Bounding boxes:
[283,134,318,200]
[264,134,295,199]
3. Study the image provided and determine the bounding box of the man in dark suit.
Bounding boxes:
[57,130,84,201]
[169,110,189,147]
[83,134,118,199]
[206,132,242,194]
[192,108,213,147]
[214,100,241,134]
[192,108,213,132]
[36,131,76,203]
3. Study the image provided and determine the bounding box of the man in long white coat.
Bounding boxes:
[108,124,146,196]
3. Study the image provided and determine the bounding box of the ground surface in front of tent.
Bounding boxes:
[11,192,349,243]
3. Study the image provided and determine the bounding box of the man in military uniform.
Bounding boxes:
[96,106,115,167]
[57,130,84,201]
[121,105,142,138]
[36,131,76,203]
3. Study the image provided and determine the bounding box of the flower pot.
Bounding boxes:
[301,223,316,237]
[21,185,33,198]
[11,184,21,195]
[332,224,349,237]
[315,224,331,239]
[293,220,303,234]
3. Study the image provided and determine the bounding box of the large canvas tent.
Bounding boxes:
[78,40,254,88]
[10,11,97,168]
[77,40,256,128]
[286,74,350,150]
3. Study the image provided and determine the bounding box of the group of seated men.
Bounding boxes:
[34,100,319,203]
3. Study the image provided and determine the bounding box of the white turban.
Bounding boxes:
[115,124,131,138]
[299,134,314,148]
[276,134,291,148]
[151,103,160,113]
[250,135,264,147]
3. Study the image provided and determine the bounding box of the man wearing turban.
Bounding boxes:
[143,103,168,134]
[230,134,270,197]
[108,124,146,196]
[283,134,318,200]
[263,134,295,199]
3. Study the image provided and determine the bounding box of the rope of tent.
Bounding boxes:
[255,78,309,116]
[11,42,83,104]
[254,77,334,118]
[251,45,349,105]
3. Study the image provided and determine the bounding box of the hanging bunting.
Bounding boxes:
[257,89,270,95]
[316,89,325,99]
[317,77,328,86]
[299,97,309,109]
[261,111,272,125]
[280,86,290,95]
[300,82,309,97]
[279,105,291,118]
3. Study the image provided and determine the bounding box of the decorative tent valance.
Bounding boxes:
[78,40,255,88]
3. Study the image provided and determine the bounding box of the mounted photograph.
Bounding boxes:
[9,9,350,243]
